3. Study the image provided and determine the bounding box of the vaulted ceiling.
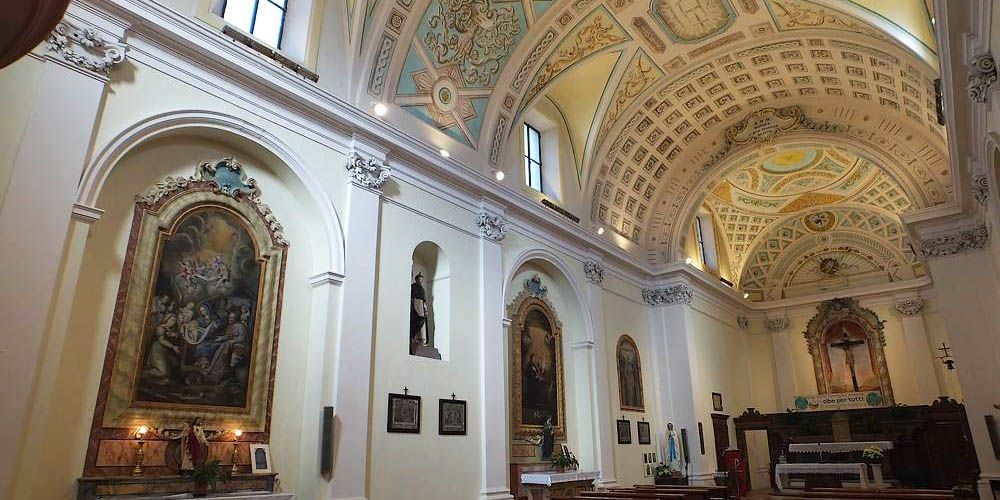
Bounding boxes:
[359,0,949,295]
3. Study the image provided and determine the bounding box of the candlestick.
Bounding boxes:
[132,426,149,476]
[231,429,242,474]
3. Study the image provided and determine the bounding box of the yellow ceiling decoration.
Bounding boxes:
[778,191,845,213]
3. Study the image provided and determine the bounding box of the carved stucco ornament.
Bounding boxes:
[968,53,997,103]
[765,315,789,332]
[476,209,509,242]
[345,152,391,189]
[919,225,989,259]
[584,261,605,284]
[894,298,924,316]
[642,284,693,306]
[973,175,990,205]
[47,20,127,75]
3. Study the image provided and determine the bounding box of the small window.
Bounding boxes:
[695,215,708,264]
[223,0,287,48]
[524,124,543,192]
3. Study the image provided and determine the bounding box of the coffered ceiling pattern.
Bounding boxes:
[362,0,946,292]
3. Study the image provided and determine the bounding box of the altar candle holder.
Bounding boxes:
[231,429,243,474]
[132,426,149,477]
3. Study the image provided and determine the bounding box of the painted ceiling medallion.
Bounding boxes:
[423,0,522,87]
[411,65,477,128]
[804,210,836,232]
[650,0,736,43]
[761,148,819,174]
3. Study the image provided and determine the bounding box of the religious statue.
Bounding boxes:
[178,418,210,470]
[829,323,867,392]
[410,273,428,353]
[540,417,555,460]
[665,422,681,473]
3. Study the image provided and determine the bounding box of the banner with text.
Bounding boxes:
[792,391,884,411]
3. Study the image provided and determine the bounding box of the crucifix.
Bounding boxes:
[830,324,866,392]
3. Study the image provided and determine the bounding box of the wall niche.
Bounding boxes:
[409,241,449,360]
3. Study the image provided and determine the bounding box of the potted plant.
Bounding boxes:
[184,460,232,497]
[551,450,578,472]
[860,446,884,465]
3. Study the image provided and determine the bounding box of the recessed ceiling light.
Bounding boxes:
[495,170,505,181]
[685,257,693,265]
[439,149,450,158]
[743,292,750,299]
[597,227,605,235]
[373,102,388,117]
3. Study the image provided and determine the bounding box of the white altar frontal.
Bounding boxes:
[777,441,893,491]
[520,470,599,500]
[775,463,870,492]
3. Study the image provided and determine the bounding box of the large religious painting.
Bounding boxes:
[84,159,288,476]
[803,297,894,405]
[616,335,645,411]
[508,275,567,440]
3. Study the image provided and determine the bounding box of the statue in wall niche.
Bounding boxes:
[410,273,428,353]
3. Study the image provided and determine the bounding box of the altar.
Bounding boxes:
[775,463,869,492]
[520,470,599,500]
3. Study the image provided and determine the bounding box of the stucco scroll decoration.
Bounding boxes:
[765,315,789,332]
[345,152,391,189]
[476,209,509,242]
[641,283,693,306]
[47,20,127,75]
[894,298,924,316]
[422,0,521,87]
[136,158,287,245]
[968,53,997,103]
[973,175,990,205]
[919,225,989,259]
[584,261,605,284]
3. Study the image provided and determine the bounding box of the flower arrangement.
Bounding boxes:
[861,446,885,464]
[551,450,579,471]
[654,462,671,477]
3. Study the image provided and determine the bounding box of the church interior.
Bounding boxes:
[4,0,1000,499]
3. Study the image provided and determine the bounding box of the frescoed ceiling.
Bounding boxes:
[360,0,950,294]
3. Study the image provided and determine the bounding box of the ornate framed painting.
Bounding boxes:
[387,393,421,433]
[616,334,645,411]
[84,159,289,475]
[439,398,467,435]
[508,275,567,441]
[804,297,894,405]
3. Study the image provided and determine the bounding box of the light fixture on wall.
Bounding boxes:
[372,102,388,117]
[231,429,243,474]
[597,227,605,235]
[495,170,505,181]
[439,149,450,158]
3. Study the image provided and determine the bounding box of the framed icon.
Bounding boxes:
[438,398,467,435]
[616,418,632,444]
[637,421,651,445]
[387,393,421,433]
[249,444,272,474]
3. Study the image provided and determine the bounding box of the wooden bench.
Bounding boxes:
[808,488,954,496]
[634,484,728,499]
[773,491,954,500]
[582,488,705,500]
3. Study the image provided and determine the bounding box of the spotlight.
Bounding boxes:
[597,227,605,235]
[685,257,693,265]
[372,102,388,117]
[743,292,750,299]
[495,170,505,181]
[439,149,450,158]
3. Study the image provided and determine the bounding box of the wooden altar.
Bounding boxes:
[733,398,979,491]
[77,473,278,500]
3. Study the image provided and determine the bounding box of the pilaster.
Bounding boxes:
[581,258,618,487]
[1,10,126,497]
[893,296,941,403]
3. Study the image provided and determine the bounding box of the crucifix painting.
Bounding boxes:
[804,297,894,404]
[824,321,878,393]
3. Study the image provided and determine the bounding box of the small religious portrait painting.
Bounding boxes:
[823,320,879,393]
[387,393,421,433]
[617,418,632,444]
[249,443,272,474]
[438,398,467,435]
[712,392,723,412]
[637,421,651,445]
[134,207,260,408]
[521,308,560,426]
[616,335,645,411]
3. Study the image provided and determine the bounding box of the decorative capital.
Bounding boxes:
[765,315,789,333]
[46,20,127,75]
[736,315,750,331]
[642,284,693,307]
[895,298,924,316]
[919,225,989,259]
[476,209,508,242]
[968,53,997,103]
[583,260,605,284]
[973,175,990,205]
[346,152,391,189]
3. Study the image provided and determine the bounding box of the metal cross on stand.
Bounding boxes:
[403,387,409,395]
[937,342,955,370]
[830,324,866,391]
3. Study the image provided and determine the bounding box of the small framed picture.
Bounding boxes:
[439,398,467,435]
[249,444,272,474]
[712,392,724,412]
[616,418,632,444]
[637,421,651,445]
[560,443,571,457]
[387,393,421,433]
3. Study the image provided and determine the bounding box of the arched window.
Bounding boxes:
[221,0,287,48]
[693,210,719,272]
